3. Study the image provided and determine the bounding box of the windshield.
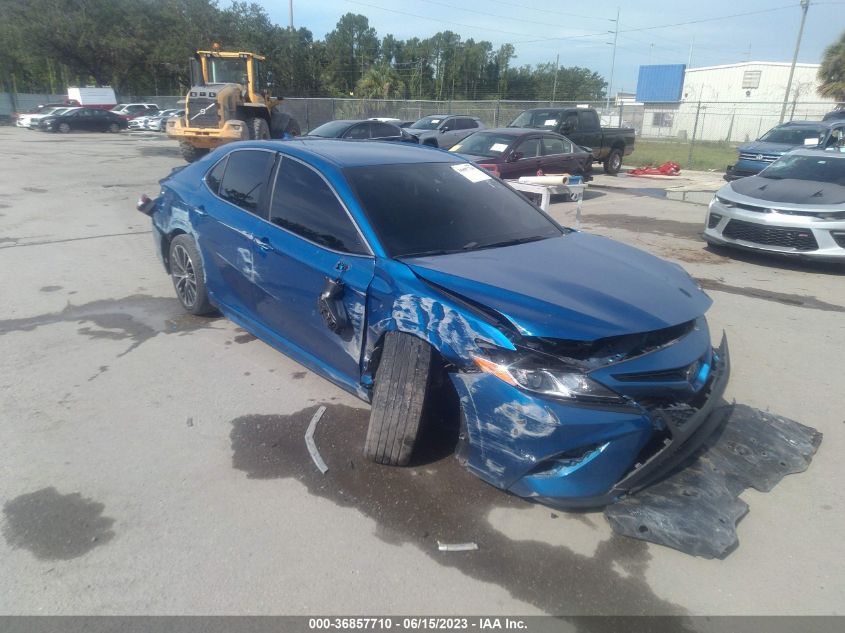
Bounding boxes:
[206,57,248,84]
[344,162,563,258]
[410,116,445,130]
[451,132,515,158]
[309,120,353,137]
[760,154,845,185]
[759,125,825,145]
[509,110,562,129]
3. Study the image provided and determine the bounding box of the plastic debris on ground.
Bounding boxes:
[629,161,681,177]
[604,404,822,558]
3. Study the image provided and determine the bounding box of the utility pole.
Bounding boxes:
[687,36,695,68]
[780,0,810,123]
[551,53,559,105]
[288,0,293,30]
[605,7,620,110]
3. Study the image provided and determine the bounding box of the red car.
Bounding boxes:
[450,128,592,180]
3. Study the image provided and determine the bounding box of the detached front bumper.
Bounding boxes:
[451,336,730,509]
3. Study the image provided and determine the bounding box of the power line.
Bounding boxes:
[412,0,611,33]
[482,0,616,22]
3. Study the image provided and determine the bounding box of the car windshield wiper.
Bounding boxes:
[476,235,550,250]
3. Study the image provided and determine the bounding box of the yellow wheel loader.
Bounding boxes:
[167,45,300,162]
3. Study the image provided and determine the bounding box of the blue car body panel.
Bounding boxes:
[148,139,727,507]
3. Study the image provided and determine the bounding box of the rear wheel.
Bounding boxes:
[168,235,214,315]
[604,149,623,174]
[57,122,71,134]
[248,117,270,141]
[364,332,434,466]
[179,142,209,163]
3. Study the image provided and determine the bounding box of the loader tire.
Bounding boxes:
[248,117,270,141]
[180,142,209,163]
[364,332,434,466]
[270,107,301,138]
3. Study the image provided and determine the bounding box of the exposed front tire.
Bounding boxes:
[270,107,301,138]
[57,122,71,134]
[248,117,270,141]
[365,332,434,466]
[604,149,623,174]
[179,142,209,163]
[168,235,214,315]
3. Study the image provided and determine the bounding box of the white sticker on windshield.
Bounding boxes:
[490,142,509,152]
[544,119,557,125]
[430,119,441,124]
[452,163,492,183]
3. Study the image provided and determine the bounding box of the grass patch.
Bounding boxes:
[629,139,739,171]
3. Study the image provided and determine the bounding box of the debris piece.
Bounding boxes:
[437,541,479,552]
[604,404,822,558]
[186,417,194,427]
[305,405,328,474]
[629,162,681,177]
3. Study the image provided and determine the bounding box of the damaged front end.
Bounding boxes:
[450,316,730,509]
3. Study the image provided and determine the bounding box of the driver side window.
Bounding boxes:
[345,123,371,139]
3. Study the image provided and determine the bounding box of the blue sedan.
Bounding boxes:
[138,139,729,508]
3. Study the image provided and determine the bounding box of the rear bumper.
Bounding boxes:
[451,335,730,509]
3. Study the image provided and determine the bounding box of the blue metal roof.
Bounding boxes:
[636,65,686,103]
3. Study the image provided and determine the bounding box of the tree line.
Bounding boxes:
[0,0,607,101]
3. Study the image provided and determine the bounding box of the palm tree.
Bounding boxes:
[355,64,405,99]
[818,30,845,102]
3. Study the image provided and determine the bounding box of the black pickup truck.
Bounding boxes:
[509,107,635,174]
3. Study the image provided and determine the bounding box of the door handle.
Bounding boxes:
[255,236,273,252]
[193,204,206,216]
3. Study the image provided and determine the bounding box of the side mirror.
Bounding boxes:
[440,126,450,133]
[562,122,573,133]
[507,151,524,163]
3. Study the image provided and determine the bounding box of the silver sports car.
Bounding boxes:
[705,148,845,262]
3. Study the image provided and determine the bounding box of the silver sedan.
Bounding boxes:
[704,148,845,262]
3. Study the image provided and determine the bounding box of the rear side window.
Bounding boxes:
[345,123,371,139]
[516,137,542,158]
[542,136,572,155]
[371,122,400,138]
[457,118,478,130]
[205,156,228,195]
[218,150,275,215]
[270,157,368,255]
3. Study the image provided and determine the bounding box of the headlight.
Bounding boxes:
[472,354,623,402]
[715,195,735,208]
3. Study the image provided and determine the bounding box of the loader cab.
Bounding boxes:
[197,49,267,105]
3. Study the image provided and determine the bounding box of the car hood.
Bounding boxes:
[728,175,845,205]
[738,141,800,155]
[405,232,711,340]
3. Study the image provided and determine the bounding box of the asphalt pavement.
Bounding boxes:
[0,128,843,616]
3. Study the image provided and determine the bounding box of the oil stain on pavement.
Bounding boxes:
[0,294,220,356]
[582,214,703,241]
[230,404,687,617]
[2,487,115,560]
[697,279,845,312]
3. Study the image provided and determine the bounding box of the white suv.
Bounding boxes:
[110,103,160,119]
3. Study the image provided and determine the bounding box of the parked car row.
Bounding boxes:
[129,109,185,131]
[303,112,595,181]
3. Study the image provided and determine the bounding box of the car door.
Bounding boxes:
[73,109,96,131]
[540,135,579,174]
[90,109,109,131]
[436,117,457,147]
[195,149,277,316]
[576,110,603,157]
[251,155,375,385]
[506,136,543,178]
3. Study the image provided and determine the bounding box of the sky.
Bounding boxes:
[254,0,845,96]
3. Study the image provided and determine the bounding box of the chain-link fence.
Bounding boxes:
[4,91,841,170]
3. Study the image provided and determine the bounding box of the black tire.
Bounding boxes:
[168,234,214,315]
[108,122,120,133]
[604,148,623,174]
[247,117,270,140]
[179,142,209,163]
[57,122,71,134]
[365,332,434,466]
[270,107,301,138]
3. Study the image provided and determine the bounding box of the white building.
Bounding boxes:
[637,61,836,142]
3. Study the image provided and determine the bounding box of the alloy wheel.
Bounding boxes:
[171,244,197,307]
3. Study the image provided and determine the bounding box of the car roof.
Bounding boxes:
[781,120,839,128]
[785,148,845,158]
[472,127,559,137]
[230,139,464,168]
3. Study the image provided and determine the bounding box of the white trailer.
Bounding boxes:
[67,86,117,108]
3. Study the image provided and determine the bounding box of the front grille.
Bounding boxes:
[186,97,219,129]
[707,212,722,228]
[723,219,818,251]
[739,152,779,162]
